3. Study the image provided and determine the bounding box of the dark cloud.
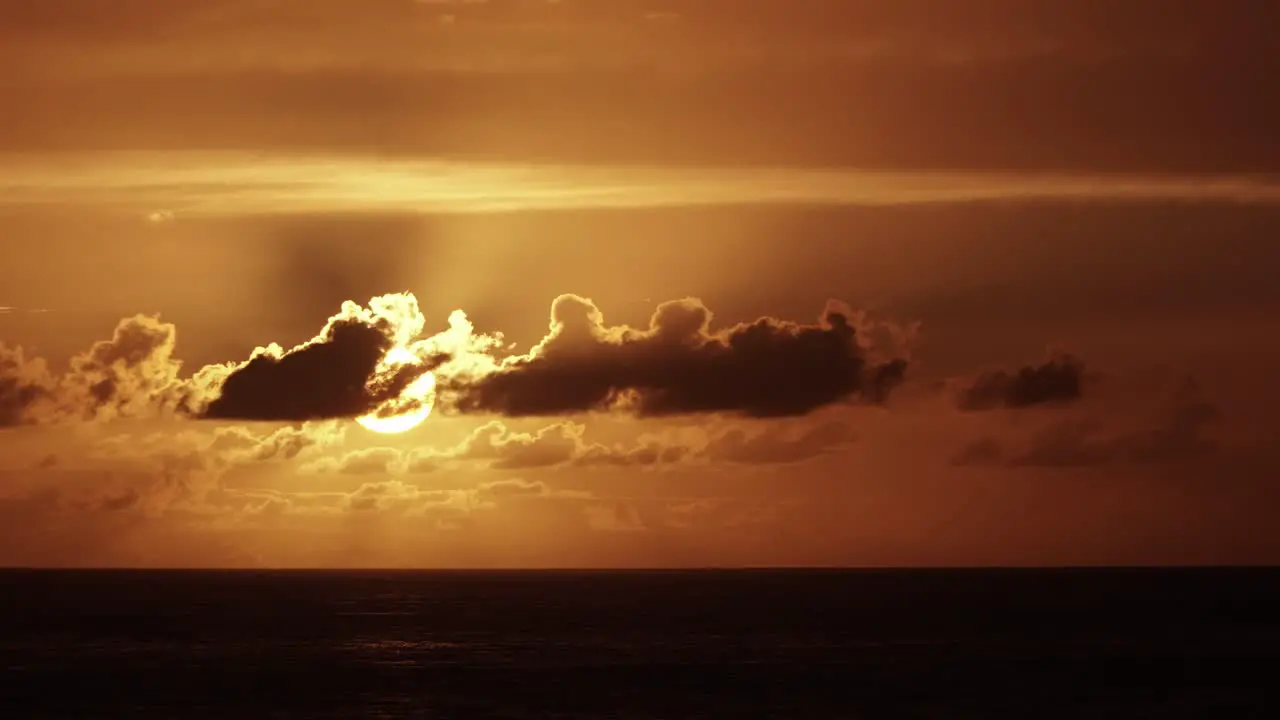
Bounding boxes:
[450,295,907,418]
[955,379,1220,468]
[201,305,443,422]
[956,353,1086,412]
[5,293,904,427]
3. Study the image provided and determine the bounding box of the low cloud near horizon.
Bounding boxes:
[6,280,1268,567]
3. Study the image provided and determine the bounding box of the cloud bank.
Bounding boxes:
[299,418,855,476]
[1,292,908,427]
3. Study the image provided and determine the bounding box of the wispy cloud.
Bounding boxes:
[0,306,54,315]
[3,152,1280,216]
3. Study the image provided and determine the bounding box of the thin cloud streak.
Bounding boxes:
[0,306,54,314]
[3,152,1280,215]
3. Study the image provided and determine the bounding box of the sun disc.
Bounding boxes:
[356,370,436,434]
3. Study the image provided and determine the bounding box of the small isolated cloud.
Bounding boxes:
[955,353,1086,411]
[954,378,1220,468]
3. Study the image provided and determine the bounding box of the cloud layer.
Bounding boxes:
[2,292,908,427]
[299,418,855,477]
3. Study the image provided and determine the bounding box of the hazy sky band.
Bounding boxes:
[5,1,1279,174]
[5,154,1280,216]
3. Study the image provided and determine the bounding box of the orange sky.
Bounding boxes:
[2,0,1279,568]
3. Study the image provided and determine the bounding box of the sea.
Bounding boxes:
[1,568,1277,718]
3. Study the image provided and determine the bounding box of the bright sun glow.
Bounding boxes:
[356,347,436,434]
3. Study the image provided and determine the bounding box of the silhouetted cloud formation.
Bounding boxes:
[450,295,907,418]
[956,353,1085,411]
[3,292,904,426]
[201,296,444,421]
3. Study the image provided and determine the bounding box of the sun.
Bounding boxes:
[356,348,437,434]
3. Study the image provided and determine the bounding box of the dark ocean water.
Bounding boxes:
[1,568,1278,718]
